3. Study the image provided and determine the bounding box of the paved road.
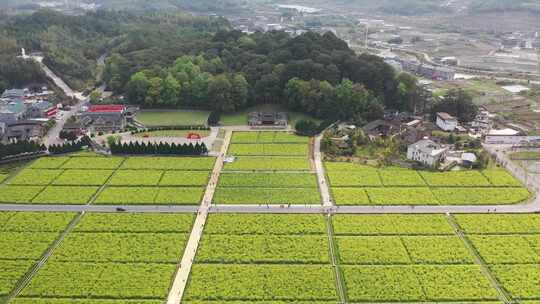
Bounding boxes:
[166,131,232,304]
[32,55,107,146]
[314,134,333,207]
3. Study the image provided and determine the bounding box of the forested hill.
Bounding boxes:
[0,9,230,90]
[105,30,413,123]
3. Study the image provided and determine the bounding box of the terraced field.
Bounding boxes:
[325,162,530,205]
[15,213,194,303]
[216,132,319,204]
[0,156,215,205]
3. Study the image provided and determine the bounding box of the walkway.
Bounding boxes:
[166,130,232,304]
[314,134,333,207]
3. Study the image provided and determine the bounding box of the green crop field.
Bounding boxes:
[231,131,309,144]
[223,156,310,171]
[213,187,320,204]
[18,213,194,302]
[325,162,531,205]
[228,143,308,156]
[219,173,317,188]
[184,214,338,302]
[0,212,75,300]
[0,156,214,205]
[218,132,316,204]
[453,214,540,301]
[136,110,210,127]
[121,157,215,170]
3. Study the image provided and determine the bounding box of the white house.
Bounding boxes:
[407,139,448,167]
[436,112,458,131]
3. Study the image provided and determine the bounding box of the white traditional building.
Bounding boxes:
[436,112,458,131]
[407,139,448,167]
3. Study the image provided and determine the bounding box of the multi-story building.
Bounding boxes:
[407,139,448,167]
[436,112,458,132]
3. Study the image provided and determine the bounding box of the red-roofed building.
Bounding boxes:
[81,104,127,133]
[88,105,126,113]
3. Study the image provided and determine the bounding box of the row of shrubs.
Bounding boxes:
[109,141,208,155]
[48,136,92,155]
[0,141,45,160]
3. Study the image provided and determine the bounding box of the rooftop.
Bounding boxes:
[487,128,520,136]
[437,112,457,121]
[88,105,126,114]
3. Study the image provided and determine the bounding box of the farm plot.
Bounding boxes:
[121,157,215,170]
[0,173,7,183]
[184,264,337,302]
[228,143,308,156]
[18,213,194,302]
[32,186,99,205]
[433,188,531,205]
[213,187,320,204]
[9,169,63,186]
[223,157,310,171]
[53,170,114,186]
[332,214,455,236]
[454,214,540,301]
[455,214,540,234]
[231,132,309,144]
[420,171,492,187]
[0,212,75,299]
[184,214,338,302]
[219,173,317,188]
[1,156,214,205]
[61,157,124,170]
[159,171,209,186]
[332,214,498,302]
[94,187,204,205]
[12,299,162,304]
[325,161,530,205]
[109,170,164,186]
[28,157,69,169]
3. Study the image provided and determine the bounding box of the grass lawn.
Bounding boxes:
[133,130,211,138]
[136,110,210,127]
[220,104,322,126]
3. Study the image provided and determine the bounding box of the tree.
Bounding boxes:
[126,72,150,105]
[396,72,420,112]
[432,89,478,122]
[89,90,102,104]
[145,77,163,107]
[208,74,232,112]
[161,73,181,107]
[230,74,248,110]
[295,120,319,136]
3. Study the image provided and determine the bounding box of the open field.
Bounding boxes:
[16,213,194,302]
[325,162,531,205]
[0,156,214,205]
[136,110,210,127]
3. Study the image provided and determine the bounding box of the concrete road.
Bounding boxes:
[314,134,333,207]
[166,131,232,304]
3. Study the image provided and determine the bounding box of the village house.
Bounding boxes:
[79,104,128,133]
[248,112,287,128]
[436,112,458,132]
[471,110,491,132]
[407,139,448,167]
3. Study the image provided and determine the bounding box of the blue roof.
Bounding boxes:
[0,100,25,114]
